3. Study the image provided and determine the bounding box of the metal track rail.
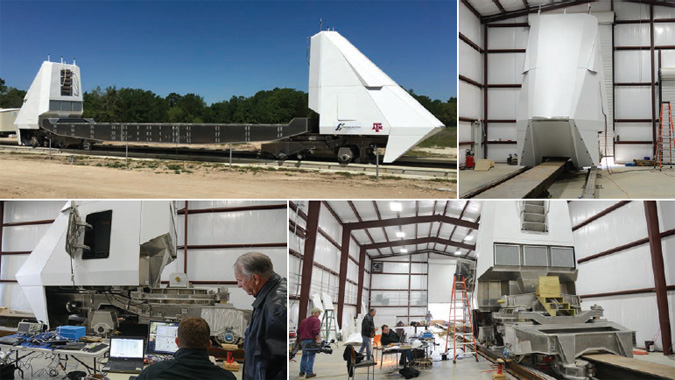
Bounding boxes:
[581,166,598,198]
[477,345,556,380]
[464,161,567,199]
[0,144,456,180]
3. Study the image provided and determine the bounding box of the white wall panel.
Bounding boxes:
[487,144,519,162]
[0,283,30,313]
[569,201,625,226]
[459,2,482,48]
[186,210,286,245]
[659,201,675,230]
[616,145,654,163]
[318,205,342,244]
[2,201,65,223]
[487,123,518,141]
[615,51,653,83]
[459,82,483,119]
[187,247,286,281]
[460,42,483,83]
[488,88,519,119]
[655,23,675,46]
[428,259,456,303]
[614,1,649,20]
[384,262,409,274]
[573,202,647,260]
[410,275,426,290]
[487,27,528,50]
[487,54,524,84]
[577,245,653,294]
[614,24,650,47]
[2,224,52,252]
[313,234,340,270]
[188,200,284,209]
[662,236,675,286]
[615,122,652,141]
[0,255,28,282]
[615,87,653,119]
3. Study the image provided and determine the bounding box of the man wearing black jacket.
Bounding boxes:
[234,252,287,380]
[358,308,377,360]
[137,317,236,380]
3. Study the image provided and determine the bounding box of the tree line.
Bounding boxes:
[0,77,456,127]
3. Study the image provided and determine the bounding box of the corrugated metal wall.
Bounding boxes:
[288,201,367,331]
[569,200,674,352]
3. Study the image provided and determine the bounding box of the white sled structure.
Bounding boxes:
[15,60,84,146]
[309,31,444,163]
[516,14,607,168]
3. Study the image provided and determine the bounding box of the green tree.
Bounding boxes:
[0,78,27,108]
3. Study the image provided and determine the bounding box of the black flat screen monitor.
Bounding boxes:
[147,321,179,355]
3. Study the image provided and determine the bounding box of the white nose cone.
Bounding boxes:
[308,31,444,163]
[517,14,607,168]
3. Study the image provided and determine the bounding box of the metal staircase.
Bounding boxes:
[60,69,73,96]
[520,201,548,233]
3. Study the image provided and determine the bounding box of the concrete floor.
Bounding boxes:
[459,164,675,199]
[289,345,508,380]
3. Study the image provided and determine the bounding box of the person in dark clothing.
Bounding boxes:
[296,307,322,378]
[234,252,287,380]
[380,324,413,367]
[137,317,236,380]
[358,308,377,360]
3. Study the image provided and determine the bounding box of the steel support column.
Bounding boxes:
[298,201,321,326]
[483,24,489,159]
[650,6,657,157]
[337,226,352,329]
[356,247,367,313]
[183,200,189,274]
[0,201,4,280]
[644,201,673,355]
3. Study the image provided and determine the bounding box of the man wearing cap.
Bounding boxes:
[296,308,322,378]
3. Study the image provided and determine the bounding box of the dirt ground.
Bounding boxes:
[0,153,456,199]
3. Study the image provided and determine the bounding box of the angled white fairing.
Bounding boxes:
[15,201,176,327]
[14,61,83,143]
[309,31,444,163]
[517,14,607,168]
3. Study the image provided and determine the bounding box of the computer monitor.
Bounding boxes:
[109,337,145,359]
[147,321,180,355]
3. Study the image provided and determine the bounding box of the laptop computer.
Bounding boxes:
[102,337,145,374]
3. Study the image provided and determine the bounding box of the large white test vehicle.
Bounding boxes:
[516,14,607,168]
[475,201,633,380]
[16,201,247,339]
[13,31,444,164]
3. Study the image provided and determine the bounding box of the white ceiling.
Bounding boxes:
[325,200,482,259]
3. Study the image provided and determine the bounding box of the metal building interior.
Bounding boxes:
[458,0,675,199]
[289,200,674,379]
[0,200,287,380]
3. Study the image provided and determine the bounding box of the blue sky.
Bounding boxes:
[1,1,456,105]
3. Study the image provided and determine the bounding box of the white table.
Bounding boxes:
[0,342,109,378]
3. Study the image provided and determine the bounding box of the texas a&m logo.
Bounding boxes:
[372,123,383,132]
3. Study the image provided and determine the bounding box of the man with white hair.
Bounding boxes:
[234,252,287,380]
[296,307,322,378]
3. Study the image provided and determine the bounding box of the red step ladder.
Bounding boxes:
[445,274,478,363]
[655,101,674,170]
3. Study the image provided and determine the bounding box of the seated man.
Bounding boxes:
[379,324,414,367]
[137,317,236,380]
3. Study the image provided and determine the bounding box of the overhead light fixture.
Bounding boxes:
[464,235,474,241]
[396,231,405,238]
[390,202,402,212]
[400,248,408,253]
[454,250,462,255]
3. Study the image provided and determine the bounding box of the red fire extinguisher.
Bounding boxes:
[465,149,475,169]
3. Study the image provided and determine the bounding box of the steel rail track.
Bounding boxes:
[0,143,457,181]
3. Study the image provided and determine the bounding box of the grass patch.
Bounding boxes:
[417,126,456,148]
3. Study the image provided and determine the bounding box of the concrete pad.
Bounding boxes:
[460,164,675,199]
[289,346,509,379]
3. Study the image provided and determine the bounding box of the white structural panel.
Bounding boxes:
[460,1,673,163]
[427,258,457,303]
[1,201,286,317]
[308,31,444,163]
[569,200,675,352]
